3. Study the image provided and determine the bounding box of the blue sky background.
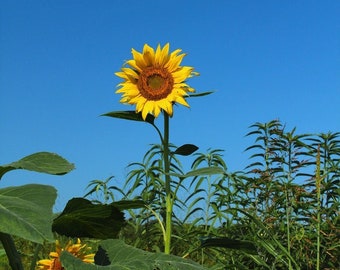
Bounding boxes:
[1,0,339,211]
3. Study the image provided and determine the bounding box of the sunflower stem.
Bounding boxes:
[0,232,24,270]
[163,112,172,254]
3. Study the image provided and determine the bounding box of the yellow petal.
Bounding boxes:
[131,48,146,69]
[155,43,170,66]
[166,52,185,72]
[37,259,53,266]
[121,68,139,80]
[49,251,59,258]
[126,60,141,72]
[115,71,129,79]
[172,66,193,82]
[174,95,190,107]
[143,44,155,66]
[151,105,160,117]
[157,100,173,116]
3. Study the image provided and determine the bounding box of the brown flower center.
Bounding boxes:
[137,67,174,100]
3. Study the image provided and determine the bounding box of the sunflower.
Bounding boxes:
[37,238,95,270]
[115,43,197,120]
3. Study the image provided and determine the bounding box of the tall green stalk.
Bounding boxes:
[315,146,321,270]
[284,186,292,270]
[285,140,293,270]
[163,113,172,254]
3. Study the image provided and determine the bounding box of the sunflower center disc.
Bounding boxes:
[148,75,164,90]
[138,67,174,100]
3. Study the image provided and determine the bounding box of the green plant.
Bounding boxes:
[0,152,74,270]
[57,119,339,269]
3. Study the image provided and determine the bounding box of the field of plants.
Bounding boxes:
[1,119,339,270]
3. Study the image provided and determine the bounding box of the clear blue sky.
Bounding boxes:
[1,0,339,211]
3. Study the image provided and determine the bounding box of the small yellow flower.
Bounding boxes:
[37,238,95,270]
[115,43,197,120]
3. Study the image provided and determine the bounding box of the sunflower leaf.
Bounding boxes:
[0,184,57,243]
[0,152,75,180]
[188,91,214,98]
[172,144,199,156]
[52,198,125,239]
[111,199,146,210]
[60,239,209,270]
[200,237,257,254]
[102,110,155,124]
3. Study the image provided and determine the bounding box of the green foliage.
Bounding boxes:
[172,144,199,156]
[102,110,155,125]
[0,152,75,179]
[91,120,339,270]
[60,239,208,270]
[52,198,125,239]
[0,184,57,244]
[200,237,257,254]
[0,152,74,269]
[241,120,340,269]
[2,121,338,270]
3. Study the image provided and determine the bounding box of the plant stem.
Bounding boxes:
[316,146,321,270]
[286,147,292,270]
[0,232,24,270]
[285,187,292,270]
[30,243,42,270]
[163,112,172,254]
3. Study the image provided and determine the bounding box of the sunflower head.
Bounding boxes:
[115,43,197,120]
[37,238,95,270]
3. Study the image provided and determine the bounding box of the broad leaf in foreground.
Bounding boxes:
[52,198,125,239]
[60,239,208,270]
[0,184,57,243]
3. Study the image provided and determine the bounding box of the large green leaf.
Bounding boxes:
[0,184,57,243]
[60,239,208,270]
[0,152,75,180]
[52,198,125,239]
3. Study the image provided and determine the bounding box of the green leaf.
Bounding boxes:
[0,184,57,243]
[0,152,75,180]
[52,198,125,239]
[183,167,225,178]
[111,199,146,211]
[102,110,155,125]
[172,144,199,156]
[60,239,208,270]
[188,91,214,98]
[200,237,257,254]
[227,208,301,269]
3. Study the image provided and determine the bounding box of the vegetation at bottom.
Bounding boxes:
[1,120,339,269]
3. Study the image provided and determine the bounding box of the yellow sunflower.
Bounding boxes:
[115,43,197,120]
[37,238,95,270]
